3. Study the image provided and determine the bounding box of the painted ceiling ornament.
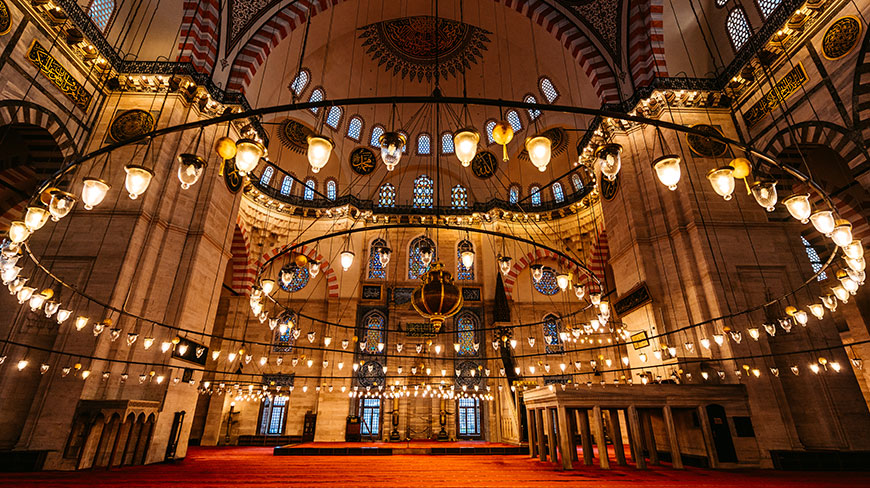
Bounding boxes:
[517,127,569,161]
[822,16,862,61]
[358,16,491,82]
[277,119,315,155]
[686,124,728,158]
[562,0,621,56]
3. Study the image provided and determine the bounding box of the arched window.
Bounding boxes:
[408,236,436,280]
[451,185,468,208]
[530,185,541,206]
[260,166,274,186]
[303,178,315,200]
[524,94,542,120]
[362,311,385,354]
[258,396,288,435]
[368,238,387,280]
[346,116,364,141]
[508,185,520,204]
[325,106,343,129]
[280,175,293,195]
[456,240,474,281]
[457,397,482,436]
[378,183,396,207]
[88,0,115,32]
[485,120,497,144]
[727,8,751,51]
[441,132,455,154]
[552,182,565,203]
[506,110,523,132]
[359,398,381,436]
[455,311,478,356]
[715,0,728,6]
[756,0,780,18]
[289,70,310,97]
[279,265,310,292]
[413,175,433,208]
[308,88,324,114]
[542,314,564,354]
[326,179,337,200]
[370,125,385,148]
[534,266,559,296]
[417,133,431,155]
[539,77,559,103]
[802,236,827,281]
[571,174,584,192]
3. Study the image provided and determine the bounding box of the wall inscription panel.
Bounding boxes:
[742,62,807,128]
[26,40,92,111]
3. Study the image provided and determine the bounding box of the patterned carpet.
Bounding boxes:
[5,446,869,488]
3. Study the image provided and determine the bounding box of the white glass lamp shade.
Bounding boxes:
[453,129,480,167]
[783,194,812,224]
[24,206,50,231]
[81,177,110,210]
[177,154,208,190]
[810,210,836,236]
[589,292,602,306]
[706,166,735,201]
[574,283,586,300]
[653,155,681,191]
[419,246,434,266]
[530,264,544,282]
[306,135,333,173]
[846,256,866,272]
[260,279,276,295]
[1,265,21,285]
[596,144,622,181]
[843,240,864,259]
[16,286,35,304]
[308,260,321,278]
[460,250,475,269]
[48,190,76,221]
[379,132,407,171]
[525,135,553,172]
[279,266,296,286]
[808,303,825,320]
[794,310,809,325]
[7,221,30,244]
[56,309,72,324]
[340,250,355,271]
[831,220,853,247]
[750,179,778,212]
[497,255,512,276]
[234,139,266,175]
[28,291,47,311]
[832,285,850,303]
[124,165,154,200]
[556,273,570,291]
[379,247,392,267]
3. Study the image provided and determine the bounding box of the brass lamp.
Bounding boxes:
[411,262,463,333]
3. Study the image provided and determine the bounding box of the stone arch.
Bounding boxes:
[252,243,339,298]
[225,0,620,104]
[0,100,79,161]
[230,218,254,294]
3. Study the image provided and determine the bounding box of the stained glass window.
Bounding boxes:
[363,311,385,354]
[457,240,474,281]
[524,95,541,120]
[326,180,336,200]
[260,166,274,185]
[417,134,431,155]
[88,0,115,32]
[506,110,523,131]
[509,185,520,204]
[370,125,385,148]
[441,132,454,154]
[273,328,295,353]
[485,120,496,144]
[530,186,541,206]
[259,396,288,435]
[279,265,310,292]
[308,88,324,114]
[368,238,387,280]
[303,179,315,200]
[802,236,827,281]
[325,106,343,129]
[552,182,565,203]
[347,116,363,141]
[456,312,477,356]
[543,314,564,354]
[727,8,751,51]
[458,397,481,436]
[413,175,433,208]
[540,78,559,103]
[289,70,310,96]
[280,175,293,196]
[756,0,780,18]
[360,398,381,435]
[409,236,435,280]
[378,183,396,207]
[571,174,584,192]
[451,185,468,208]
[534,266,559,296]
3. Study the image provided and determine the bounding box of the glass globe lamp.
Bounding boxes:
[24,206,50,231]
[379,132,407,171]
[809,210,835,236]
[706,166,735,201]
[453,129,480,167]
[234,138,266,175]
[420,246,434,267]
[379,247,392,266]
[124,165,154,200]
[497,255,512,276]
[653,154,681,190]
[750,179,778,211]
[574,283,585,300]
[460,249,475,269]
[177,154,207,189]
[525,135,552,172]
[306,135,333,173]
[48,190,76,221]
[843,240,863,260]
[596,144,622,181]
[309,260,321,278]
[783,194,812,224]
[81,177,111,210]
[555,273,570,291]
[7,221,30,244]
[831,220,853,247]
[530,264,544,282]
[340,251,355,271]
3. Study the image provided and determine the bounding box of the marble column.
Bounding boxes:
[609,409,627,465]
[547,409,558,465]
[557,406,573,470]
[663,406,683,469]
[592,405,610,469]
[627,405,646,469]
[535,408,546,462]
[576,409,594,466]
[527,408,537,458]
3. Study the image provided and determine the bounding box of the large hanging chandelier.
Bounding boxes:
[411,262,463,333]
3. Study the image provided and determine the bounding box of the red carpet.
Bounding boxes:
[4,446,868,488]
[287,440,518,448]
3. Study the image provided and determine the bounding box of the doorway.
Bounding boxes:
[706,404,737,463]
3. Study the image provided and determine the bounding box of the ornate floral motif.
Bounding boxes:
[227,0,281,51]
[686,124,728,158]
[822,16,862,61]
[108,109,155,143]
[563,0,621,56]
[0,0,12,36]
[358,16,491,82]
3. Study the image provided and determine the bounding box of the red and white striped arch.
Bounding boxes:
[230,220,254,294]
[178,0,221,75]
[224,0,620,104]
[628,0,668,88]
[251,244,340,298]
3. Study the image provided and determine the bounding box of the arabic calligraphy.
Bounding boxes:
[742,62,807,128]
[26,40,92,111]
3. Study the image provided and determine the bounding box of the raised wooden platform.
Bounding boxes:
[274,441,526,456]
